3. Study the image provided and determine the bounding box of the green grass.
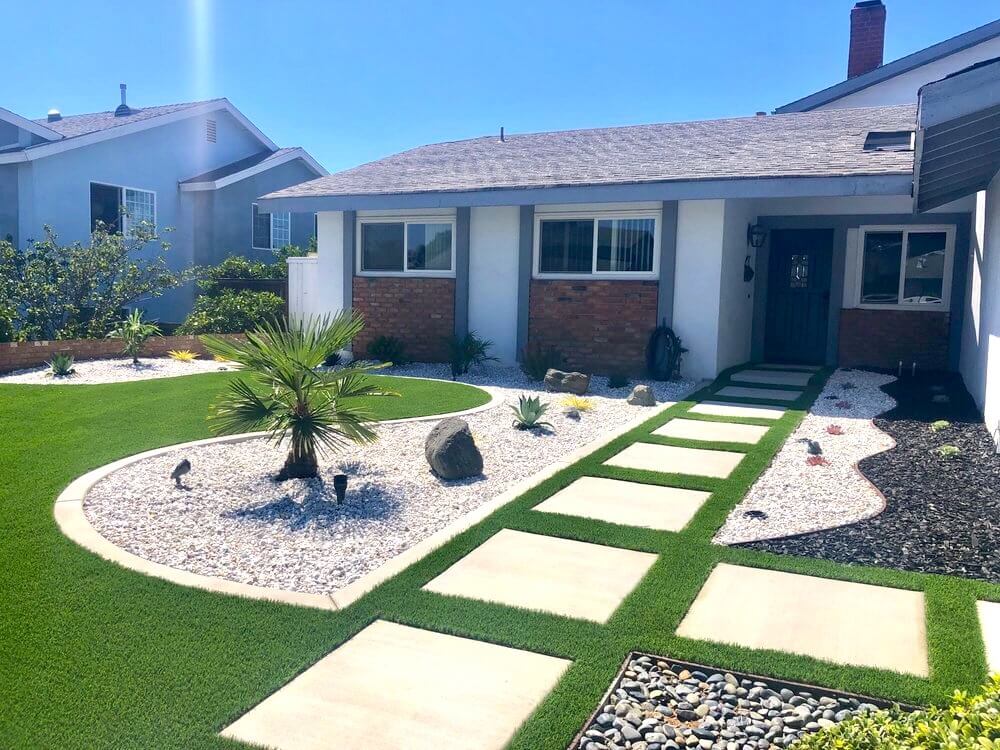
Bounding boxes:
[1,366,997,749]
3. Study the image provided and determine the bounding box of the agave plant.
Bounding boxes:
[47,353,76,378]
[201,313,398,480]
[511,394,553,431]
[107,309,160,365]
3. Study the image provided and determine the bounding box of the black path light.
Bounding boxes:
[333,474,348,504]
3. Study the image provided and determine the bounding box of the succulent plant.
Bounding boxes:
[826,424,844,435]
[935,444,960,458]
[806,455,829,466]
[511,395,553,431]
[167,349,199,362]
[929,419,951,433]
[47,353,76,378]
[560,395,593,412]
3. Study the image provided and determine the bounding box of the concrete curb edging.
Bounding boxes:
[54,386,696,612]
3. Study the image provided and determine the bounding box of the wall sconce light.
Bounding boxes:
[746,223,767,249]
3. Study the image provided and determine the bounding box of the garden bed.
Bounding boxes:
[739,372,1000,583]
[0,356,234,384]
[716,368,895,544]
[83,365,697,595]
[572,653,895,750]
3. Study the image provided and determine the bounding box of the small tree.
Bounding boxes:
[202,313,397,480]
[107,309,161,365]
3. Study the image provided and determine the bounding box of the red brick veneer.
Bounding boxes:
[352,276,455,363]
[838,308,950,371]
[0,334,244,374]
[528,279,658,375]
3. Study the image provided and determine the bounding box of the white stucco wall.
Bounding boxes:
[469,206,520,364]
[817,36,1000,109]
[290,210,345,323]
[673,199,726,379]
[717,199,758,372]
[287,256,320,325]
[960,175,1000,444]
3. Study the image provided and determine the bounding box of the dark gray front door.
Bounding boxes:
[764,229,833,365]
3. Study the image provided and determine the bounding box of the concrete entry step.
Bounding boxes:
[221,620,571,750]
[756,363,822,371]
[423,529,658,623]
[688,401,786,421]
[731,369,814,387]
[715,385,802,402]
[605,442,746,479]
[654,419,770,445]
[676,564,929,677]
[533,476,711,532]
[978,600,1000,674]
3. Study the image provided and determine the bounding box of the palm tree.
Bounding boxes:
[107,309,160,365]
[201,313,396,480]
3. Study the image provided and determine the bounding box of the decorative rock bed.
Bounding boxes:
[574,654,888,750]
[0,356,233,384]
[741,373,1000,583]
[715,368,895,544]
[83,364,697,595]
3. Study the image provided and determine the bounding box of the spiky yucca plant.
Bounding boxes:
[167,349,199,362]
[201,313,397,480]
[106,309,160,365]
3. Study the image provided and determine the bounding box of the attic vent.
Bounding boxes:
[206,119,217,143]
[864,130,914,152]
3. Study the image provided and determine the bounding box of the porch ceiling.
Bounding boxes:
[915,58,1000,212]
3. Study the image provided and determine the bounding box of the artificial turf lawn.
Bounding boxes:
[2,366,998,749]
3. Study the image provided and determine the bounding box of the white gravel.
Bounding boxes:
[0,356,234,384]
[714,368,896,545]
[84,364,697,595]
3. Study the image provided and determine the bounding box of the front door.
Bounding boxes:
[764,229,833,365]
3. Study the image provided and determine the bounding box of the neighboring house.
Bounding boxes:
[263,1,1000,440]
[0,86,327,322]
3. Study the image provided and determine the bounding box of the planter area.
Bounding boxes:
[83,365,696,595]
[574,654,887,750]
[740,372,1000,584]
[0,356,234,384]
[715,369,895,544]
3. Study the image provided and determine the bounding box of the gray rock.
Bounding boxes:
[424,418,483,479]
[544,368,591,395]
[627,384,657,406]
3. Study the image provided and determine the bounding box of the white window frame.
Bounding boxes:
[89,181,157,235]
[532,209,661,280]
[855,224,956,311]
[355,216,457,278]
[251,203,292,251]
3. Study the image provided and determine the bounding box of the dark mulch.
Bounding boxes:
[740,371,1000,583]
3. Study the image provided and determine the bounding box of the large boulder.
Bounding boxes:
[424,418,483,480]
[544,368,591,395]
[627,384,656,406]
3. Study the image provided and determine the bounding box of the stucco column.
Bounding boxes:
[516,205,534,359]
[454,207,470,338]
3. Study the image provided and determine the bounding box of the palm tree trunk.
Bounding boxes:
[276,446,319,480]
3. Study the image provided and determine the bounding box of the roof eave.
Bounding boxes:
[257,173,914,214]
[775,18,1000,114]
[180,147,328,192]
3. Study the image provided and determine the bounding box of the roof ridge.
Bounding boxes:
[30,97,227,124]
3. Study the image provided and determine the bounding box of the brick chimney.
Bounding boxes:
[848,0,886,78]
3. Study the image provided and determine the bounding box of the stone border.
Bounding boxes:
[55,382,696,611]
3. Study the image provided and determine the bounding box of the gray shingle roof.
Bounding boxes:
[32,99,223,139]
[264,104,917,200]
[180,147,296,183]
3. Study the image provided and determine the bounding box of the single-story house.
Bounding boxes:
[259,1,1000,439]
[0,87,327,322]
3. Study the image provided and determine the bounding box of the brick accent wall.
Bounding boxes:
[528,279,658,375]
[0,334,244,374]
[352,276,455,363]
[839,309,950,371]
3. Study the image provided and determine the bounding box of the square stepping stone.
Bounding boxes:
[715,385,802,402]
[533,476,710,532]
[422,529,657,623]
[688,401,786,420]
[653,419,769,444]
[221,620,570,750]
[605,442,745,479]
[731,369,814,387]
[677,564,929,676]
[977,600,1000,673]
[756,363,822,371]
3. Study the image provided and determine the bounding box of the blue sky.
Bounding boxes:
[6,0,999,173]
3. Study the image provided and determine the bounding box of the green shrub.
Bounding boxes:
[446,331,497,380]
[367,335,408,366]
[106,309,161,364]
[520,344,564,381]
[197,251,298,295]
[47,353,76,377]
[176,289,284,335]
[795,676,1000,749]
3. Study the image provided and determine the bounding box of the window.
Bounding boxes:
[858,226,954,308]
[251,203,292,250]
[535,213,658,277]
[90,183,155,234]
[357,218,455,275]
